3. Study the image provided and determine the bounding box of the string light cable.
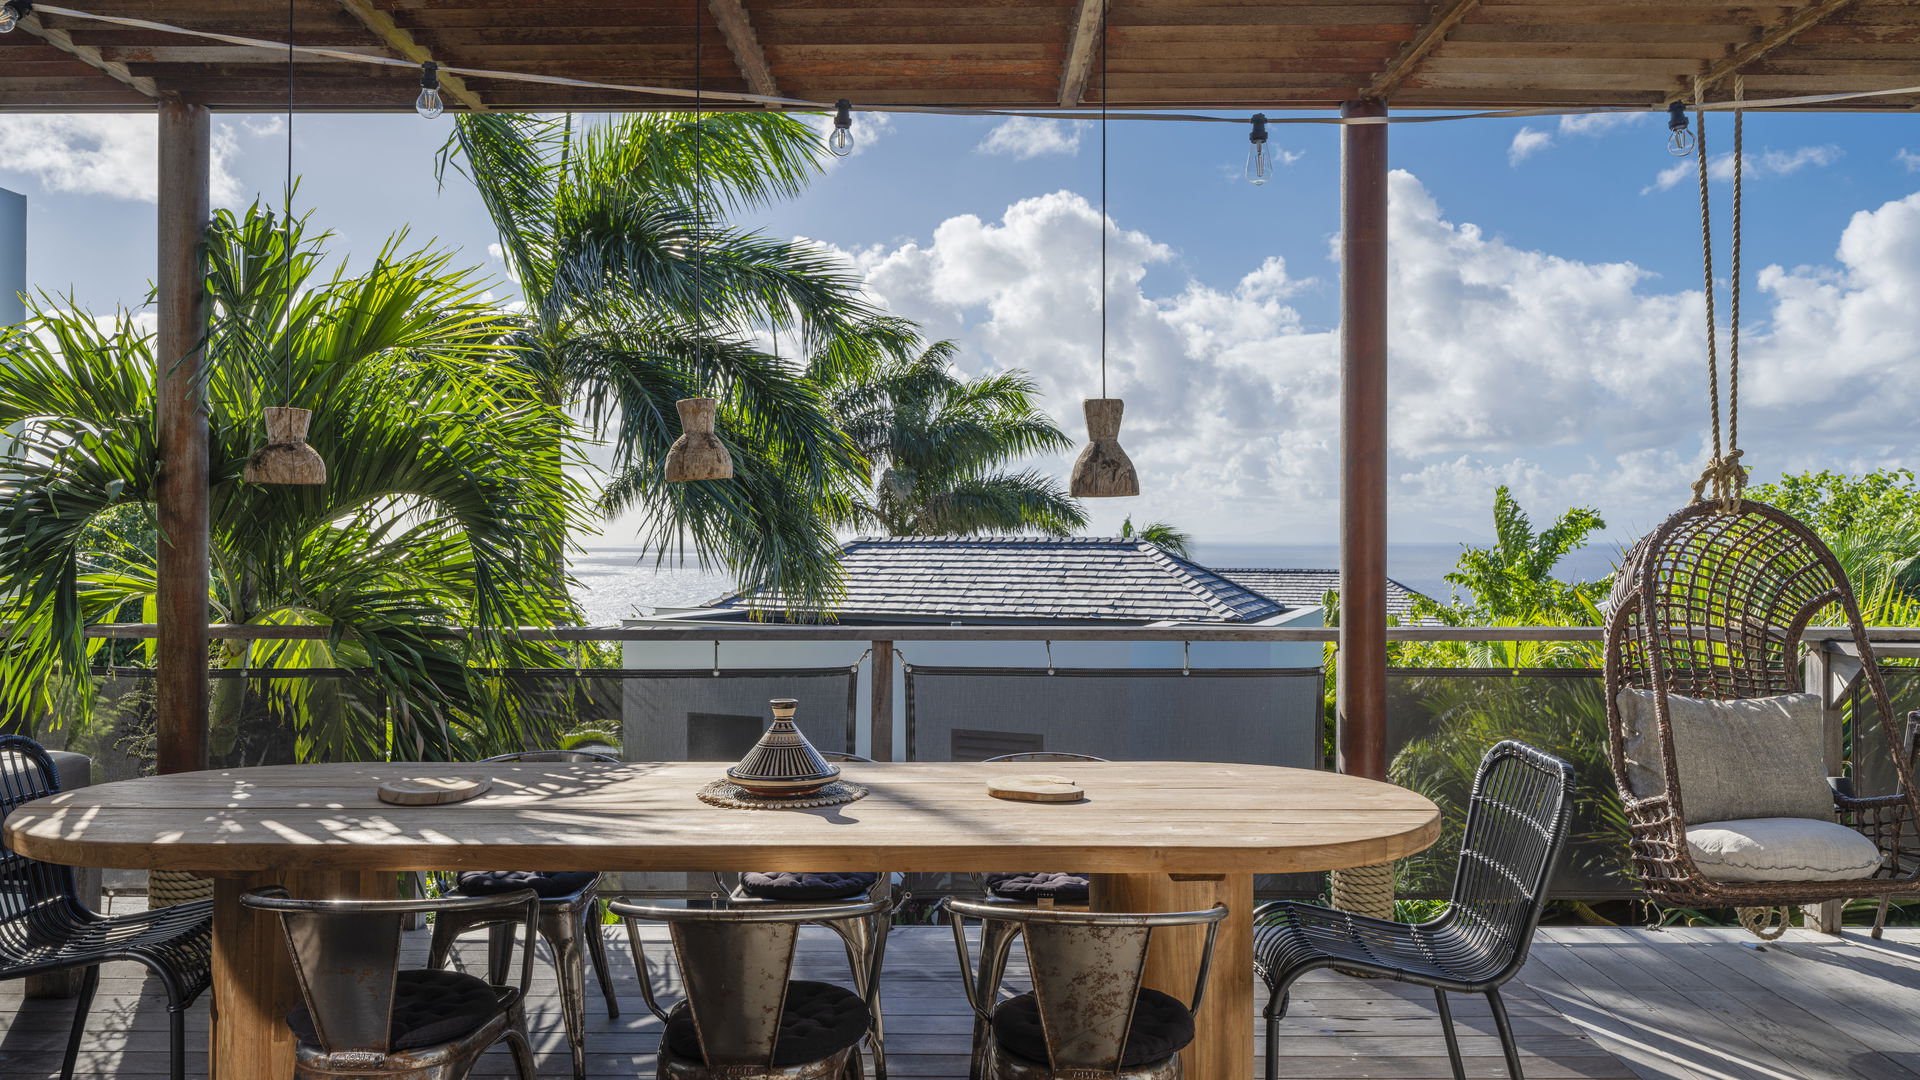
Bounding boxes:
[17,4,1920,129]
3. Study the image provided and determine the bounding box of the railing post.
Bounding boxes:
[1806,640,1858,933]
[870,639,895,761]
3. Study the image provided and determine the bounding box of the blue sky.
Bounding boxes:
[4,105,1919,548]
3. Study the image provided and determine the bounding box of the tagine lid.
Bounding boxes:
[725,697,841,794]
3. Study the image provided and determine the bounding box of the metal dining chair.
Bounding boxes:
[714,750,902,1078]
[0,736,214,1080]
[241,885,541,1080]
[426,748,620,1080]
[945,897,1229,1080]
[1256,741,1575,1080]
[977,752,1106,907]
[611,894,890,1080]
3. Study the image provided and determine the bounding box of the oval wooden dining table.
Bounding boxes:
[4,759,1439,1080]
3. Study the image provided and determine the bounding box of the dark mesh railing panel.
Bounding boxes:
[903,665,1325,899]
[1388,668,1631,899]
[618,667,859,762]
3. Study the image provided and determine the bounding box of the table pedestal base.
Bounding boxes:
[211,870,396,1079]
[1091,872,1254,1080]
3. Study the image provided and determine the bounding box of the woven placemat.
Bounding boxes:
[697,778,869,810]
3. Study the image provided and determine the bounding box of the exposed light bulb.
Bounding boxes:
[0,0,31,33]
[1245,112,1273,186]
[829,98,854,157]
[415,60,444,119]
[1666,101,1695,157]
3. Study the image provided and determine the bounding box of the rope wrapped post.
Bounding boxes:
[1330,862,1395,921]
[147,868,214,907]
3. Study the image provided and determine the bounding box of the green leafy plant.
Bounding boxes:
[1119,516,1194,558]
[812,320,1084,537]
[0,205,584,762]
[444,112,872,613]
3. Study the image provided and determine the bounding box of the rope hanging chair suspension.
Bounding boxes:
[1602,78,1920,936]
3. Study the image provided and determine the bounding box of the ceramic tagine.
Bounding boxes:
[726,698,841,797]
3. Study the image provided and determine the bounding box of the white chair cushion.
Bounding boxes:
[1619,689,1832,824]
[1687,817,1884,883]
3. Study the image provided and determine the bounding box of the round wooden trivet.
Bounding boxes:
[986,774,1085,803]
[378,775,491,806]
[697,779,869,810]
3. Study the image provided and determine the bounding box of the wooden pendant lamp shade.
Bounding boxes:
[1069,397,1138,497]
[664,397,733,482]
[244,406,326,485]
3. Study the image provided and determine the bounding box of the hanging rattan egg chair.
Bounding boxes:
[1603,498,1920,918]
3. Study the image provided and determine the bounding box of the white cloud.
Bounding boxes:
[1557,111,1645,137]
[1508,127,1553,165]
[1895,148,1920,173]
[818,172,1920,541]
[0,114,259,207]
[1507,112,1643,166]
[1643,144,1842,193]
[977,116,1090,160]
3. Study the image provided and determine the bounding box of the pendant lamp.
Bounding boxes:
[248,1,326,486]
[664,397,732,481]
[1070,398,1138,497]
[665,0,732,483]
[1068,0,1137,500]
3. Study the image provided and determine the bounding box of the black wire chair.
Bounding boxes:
[1255,741,1575,1080]
[425,748,621,1080]
[0,735,213,1080]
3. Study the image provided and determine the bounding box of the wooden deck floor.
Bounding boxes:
[5,900,1920,1079]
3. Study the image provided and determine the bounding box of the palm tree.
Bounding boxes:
[812,321,1085,537]
[1118,516,1194,558]
[0,206,583,762]
[443,112,871,611]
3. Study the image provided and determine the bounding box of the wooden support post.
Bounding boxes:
[870,640,895,761]
[155,101,211,778]
[1337,99,1389,782]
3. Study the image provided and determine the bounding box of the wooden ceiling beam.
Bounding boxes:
[1666,0,1858,102]
[18,17,160,99]
[336,0,488,111]
[1364,0,1482,101]
[1057,0,1104,106]
[707,0,779,98]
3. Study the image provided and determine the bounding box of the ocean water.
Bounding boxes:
[567,540,1632,624]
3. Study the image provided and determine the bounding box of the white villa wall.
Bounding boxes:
[0,188,23,328]
[619,606,1325,760]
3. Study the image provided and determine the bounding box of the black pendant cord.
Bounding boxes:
[693,0,704,368]
[282,0,294,404]
[1098,0,1107,400]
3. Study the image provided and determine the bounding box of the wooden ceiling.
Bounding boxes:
[1,0,1916,113]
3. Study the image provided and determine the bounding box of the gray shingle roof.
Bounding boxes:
[1209,568,1428,623]
[713,536,1289,623]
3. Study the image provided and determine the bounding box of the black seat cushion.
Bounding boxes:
[288,969,500,1052]
[984,872,1091,903]
[454,870,598,898]
[991,987,1194,1068]
[739,871,878,901]
[664,980,871,1065]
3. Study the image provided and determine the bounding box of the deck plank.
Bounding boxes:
[5,916,1919,1080]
